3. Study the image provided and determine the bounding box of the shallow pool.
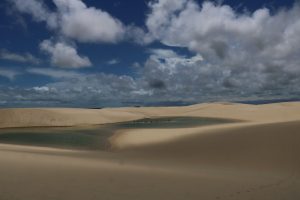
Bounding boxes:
[0,117,236,150]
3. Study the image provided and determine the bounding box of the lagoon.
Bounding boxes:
[0,117,235,150]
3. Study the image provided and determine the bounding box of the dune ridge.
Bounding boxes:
[1,102,300,129]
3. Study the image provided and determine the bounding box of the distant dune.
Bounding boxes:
[1,102,300,128]
[0,102,300,200]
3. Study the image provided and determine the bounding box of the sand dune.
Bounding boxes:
[1,102,300,129]
[115,121,300,171]
[0,102,300,200]
[0,108,146,128]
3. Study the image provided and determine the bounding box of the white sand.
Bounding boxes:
[0,102,299,200]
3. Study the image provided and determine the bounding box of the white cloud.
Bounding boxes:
[2,47,300,107]
[106,59,120,65]
[146,1,300,65]
[146,49,203,75]
[145,0,300,97]
[53,0,125,43]
[10,0,58,28]
[0,49,40,64]
[40,40,91,68]
[146,0,187,43]
[10,0,125,43]
[125,25,153,45]
[0,68,20,80]
[3,0,300,106]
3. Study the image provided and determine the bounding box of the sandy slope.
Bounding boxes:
[0,108,146,128]
[0,102,300,200]
[1,102,300,128]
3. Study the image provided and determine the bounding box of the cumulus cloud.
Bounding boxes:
[10,0,125,43]
[53,0,125,43]
[9,0,58,28]
[138,49,218,100]
[40,40,91,68]
[0,68,20,80]
[4,47,300,107]
[0,49,40,64]
[146,0,300,59]
[145,0,300,98]
[19,49,221,106]
[3,0,300,107]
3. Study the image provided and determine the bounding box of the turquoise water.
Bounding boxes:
[0,117,235,150]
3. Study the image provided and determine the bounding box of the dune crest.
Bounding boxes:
[1,102,300,129]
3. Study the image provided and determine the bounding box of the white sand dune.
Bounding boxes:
[0,108,146,128]
[0,102,300,200]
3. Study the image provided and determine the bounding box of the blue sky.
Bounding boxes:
[0,0,299,107]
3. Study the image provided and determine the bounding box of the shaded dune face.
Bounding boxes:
[0,117,235,150]
[124,121,300,172]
